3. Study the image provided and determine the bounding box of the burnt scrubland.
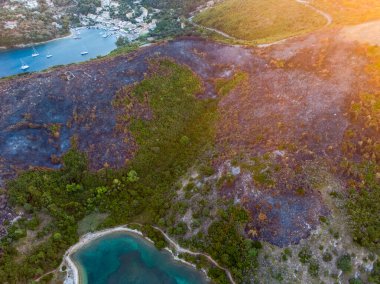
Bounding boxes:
[0,14,379,284]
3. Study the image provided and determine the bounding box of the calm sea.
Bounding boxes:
[71,231,209,284]
[0,28,117,78]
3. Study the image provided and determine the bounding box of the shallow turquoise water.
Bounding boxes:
[0,28,117,78]
[71,232,208,284]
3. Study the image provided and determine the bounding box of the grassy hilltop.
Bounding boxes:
[194,0,326,43]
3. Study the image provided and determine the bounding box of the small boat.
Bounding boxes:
[102,33,109,38]
[73,31,81,39]
[80,51,89,55]
[46,48,53,58]
[20,59,29,70]
[31,47,39,57]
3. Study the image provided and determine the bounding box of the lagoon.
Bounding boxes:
[0,28,117,78]
[71,231,208,284]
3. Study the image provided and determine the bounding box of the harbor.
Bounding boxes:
[0,28,117,78]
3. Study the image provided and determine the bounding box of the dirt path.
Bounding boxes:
[296,0,333,26]
[188,16,237,40]
[189,0,333,46]
[258,0,333,47]
[35,269,56,282]
[153,226,237,284]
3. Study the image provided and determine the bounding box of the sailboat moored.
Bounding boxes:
[31,47,39,57]
[20,59,29,70]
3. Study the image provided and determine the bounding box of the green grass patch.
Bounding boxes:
[77,213,108,235]
[194,0,326,43]
[108,59,217,224]
[215,72,248,96]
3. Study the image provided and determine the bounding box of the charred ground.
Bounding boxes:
[0,31,376,245]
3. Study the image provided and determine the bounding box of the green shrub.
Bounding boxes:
[308,259,320,278]
[349,278,363,284]
[298,247,312,264]
[345,163,380,250]
[369,260,380,284]
[336,254,352,273]
[322,252,333,262]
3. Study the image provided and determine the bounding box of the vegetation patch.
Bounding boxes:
[214,71,248,97]
[189,206,261,283]
[194,0,326,43]
[340,47,380,251]
[77,213,108,236]
[0,59,220,282]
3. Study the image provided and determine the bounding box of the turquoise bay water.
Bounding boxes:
[71,232,208,284]
[0,28,117,78]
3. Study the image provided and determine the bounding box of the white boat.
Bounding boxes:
[80,51,89,55]
[46,48,53,58]
[73,31,81,39]
[20,59,29,70]
[31,47,39,57]
[102,33,109,38]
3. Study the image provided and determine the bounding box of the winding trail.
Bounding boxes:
[296,0,333,26]
[189,16,237,40]
[153,226,237,284]
[35,269,57,282]
[189,0,333,46]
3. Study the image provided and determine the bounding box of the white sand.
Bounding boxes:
[61,226,143,284]
[61,224,233,284]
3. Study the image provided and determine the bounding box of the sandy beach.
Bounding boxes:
[61,226,144,284]
[60,225,214,284]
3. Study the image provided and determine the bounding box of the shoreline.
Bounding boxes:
[1,30,74,51]
[1,26,112,51]
[60,226,143,284]
[60,225,211,284]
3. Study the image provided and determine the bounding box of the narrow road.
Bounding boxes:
[188,16,237,40]
[34,269,56,282]
[153,226,237,284]
[296,0,333,26]
[189,0,333,46]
